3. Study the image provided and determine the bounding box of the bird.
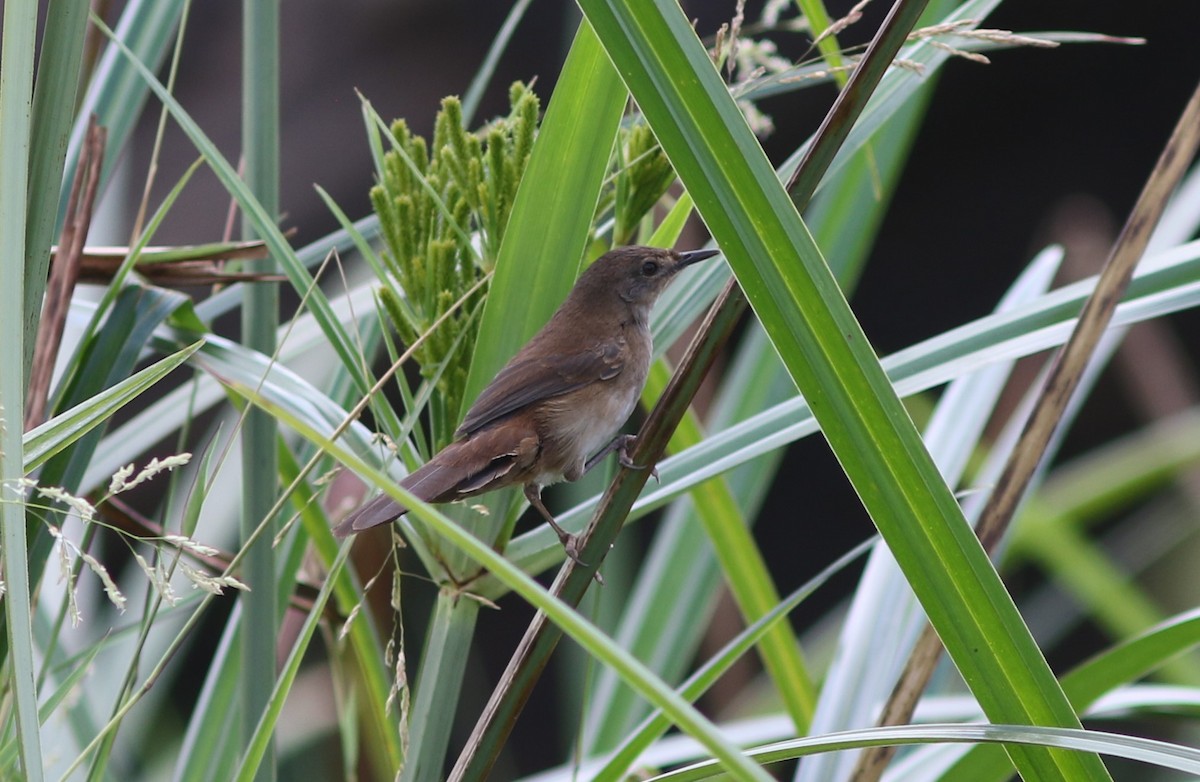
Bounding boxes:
[334,245,720,560]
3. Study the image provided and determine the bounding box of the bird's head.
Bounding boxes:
[572,245,720,324]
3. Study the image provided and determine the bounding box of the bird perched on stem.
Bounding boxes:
[335,245,720,560]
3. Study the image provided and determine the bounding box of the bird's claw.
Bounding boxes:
[553,530,606,583]
[616,437,659,483]
[561,533,587,567]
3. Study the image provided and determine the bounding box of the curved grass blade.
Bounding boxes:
[589,538,876,782]
[76,273,380,495]
[24,342,201,471]
[62,0,187,227]
[489,238,1200,589]
[646,724,1200,782]
[234,545,353,782]
[570,4,1111,779]
[932,590,1200,781]
[233,388,774,782]
[415,19,628,782]
[93,13,374,397]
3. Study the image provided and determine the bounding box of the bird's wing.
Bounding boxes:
[456,340,624,437]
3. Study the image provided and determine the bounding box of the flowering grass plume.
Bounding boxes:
[48,525,126,625]
[23,452,246,625]
[108,453,192,495]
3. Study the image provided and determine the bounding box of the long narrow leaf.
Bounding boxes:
[237,2,281,776]
[799,246,1064,782]
[23,0,89,377]
[0,0,45,776]
[94,13,373,397]
[24,342,201,471]
[576,4,1107,780]
[231,387,774,782]
[409,19,628,781]
[62,0,187,226]
[235,546,352,782]
[647,724,1200,782]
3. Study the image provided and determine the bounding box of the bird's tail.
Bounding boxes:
[333,448,477,538]
[332,491,407,537]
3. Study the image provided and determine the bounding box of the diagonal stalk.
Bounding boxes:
[448,3,931,778]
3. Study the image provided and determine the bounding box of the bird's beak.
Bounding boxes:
[676,248,720,268]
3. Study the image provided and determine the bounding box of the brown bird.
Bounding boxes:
[334,245,719,558]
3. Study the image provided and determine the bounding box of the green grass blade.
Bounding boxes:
[798,246,1063,782]
[46,286,195,485]
[180,329,443,568]
[94,13,374,395]
[0,641,105,773]
[23,0,89,378]
[586,53,931,750]
[940,608,1200,781]
[235,546,352,782]
[576,2,1109,780]
[461,0,533,125]
[238,2,281,777]
[1064,609,1200,710]
[1009,409,1200,684]
[397,21,628,780]
[63,0,187,227]
[580,323,796,746]
[589,539,876,782]
[643,725,1200,782]
[173,619,243,782]
[23,342,201,472]
[462,18,626,412]
[651,359,817,728]
[276,443,402,776]
[78,273,382,497]
[401,595,481,782]
[0,0,45,775]
[233,390,774,782]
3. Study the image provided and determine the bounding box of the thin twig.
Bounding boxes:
[849,75,1200,782]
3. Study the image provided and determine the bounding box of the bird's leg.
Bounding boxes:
[584,434,659,482]
[524,483,586,565]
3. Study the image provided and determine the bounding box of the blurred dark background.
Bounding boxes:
[105,0,1200,776]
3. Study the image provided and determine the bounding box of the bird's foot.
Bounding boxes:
[525,483,603,582]
[615,435,659,483]
[583,434,658,482]
[549,520,611,583]
[555,527,587,567]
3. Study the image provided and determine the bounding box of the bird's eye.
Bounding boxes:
[641,261,659,276]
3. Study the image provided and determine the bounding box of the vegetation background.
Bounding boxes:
[5,1,1200,781]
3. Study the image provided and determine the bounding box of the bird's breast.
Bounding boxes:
[537,364,646,477]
